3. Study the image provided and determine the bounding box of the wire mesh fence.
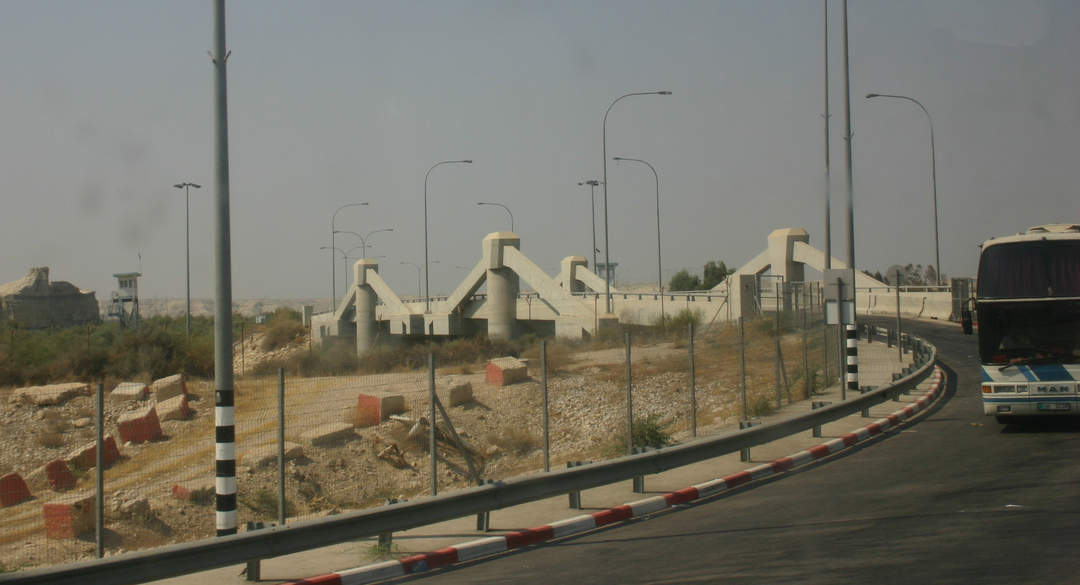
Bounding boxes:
[0,295,924,573]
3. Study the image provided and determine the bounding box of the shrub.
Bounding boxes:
[749,395,776,418]
[521,342,574,375]
[632,414,673,448]
[607,415,673,455]
[241,488,295,520]
[486,427,538,456]
[261,316,306,352]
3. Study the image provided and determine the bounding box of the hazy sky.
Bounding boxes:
[2,1,1078,304]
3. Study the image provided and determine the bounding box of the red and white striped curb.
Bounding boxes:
[286,367,944,585]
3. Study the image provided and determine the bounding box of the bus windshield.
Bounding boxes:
[976,300,1080,364]
[976,240,1080,299]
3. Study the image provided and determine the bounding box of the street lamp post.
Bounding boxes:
[612,157,665,325]
[424,160,472,313]
[334,227,394,260]
[865,92,941,285]
[602,91,671,313]
[402,260,439,300]
[330,203,368,311]
[476,202,514,232]
[401,261,422,299]
[578,180,601,272]
[173,182,201,338]
[320,246,348,306]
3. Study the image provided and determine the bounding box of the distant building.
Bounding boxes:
[0,267,99,329]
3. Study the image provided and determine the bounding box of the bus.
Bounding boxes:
[965,224,1080,424]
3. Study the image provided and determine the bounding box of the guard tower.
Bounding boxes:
[595,262,619,287]
[108,272,141,327]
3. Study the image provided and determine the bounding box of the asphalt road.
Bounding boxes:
[396,319,1080,585]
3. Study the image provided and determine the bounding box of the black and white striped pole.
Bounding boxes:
[846,324,859,396]
[211,0,237,537]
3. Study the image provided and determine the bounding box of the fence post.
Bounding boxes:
[802,310,810,400]
[839,327,847,400]
[429,353,437,496]
[625,330,633,457]
[626,330,645,493]
[822,322,830,389]
[689,321,697,438]
[95,382,104,559]
[278,368,286,525]
[773,282,781,410]
[541,340,550,473]
[739,316,748,421]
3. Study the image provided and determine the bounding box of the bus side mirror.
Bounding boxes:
[960,309,973,335]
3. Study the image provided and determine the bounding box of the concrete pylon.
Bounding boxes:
[353,259,380,353]
[484,232,520,340]
[767,228,809,312]
[559,256,588,292]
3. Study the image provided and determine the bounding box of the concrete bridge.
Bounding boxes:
[311,227,958,352]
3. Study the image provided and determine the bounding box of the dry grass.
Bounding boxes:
[521,342,575,375]
[485,427,538,456]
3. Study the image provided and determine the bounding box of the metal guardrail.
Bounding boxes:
[5,338,937,585]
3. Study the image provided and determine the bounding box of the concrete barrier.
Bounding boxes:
[0,473,32,507]
[43,491,95,539]
[10,383,90,406]
[45,459,75,491]
[354,394,405,427]
[300,422,356,446]
[157,394,193,421]
[110,382,148,402]
[150,374,187,402]
[242,442,305,469]
[117,405,163,444]
[486,357,528,386]
[438,382,474,407]
[66,435,121,470]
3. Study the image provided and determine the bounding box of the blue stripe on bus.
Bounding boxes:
[1029,363,1074,381]
[982,369,993,383]
[1018,366,1038,382]
[983,396,1075,403]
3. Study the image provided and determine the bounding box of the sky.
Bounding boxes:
[1,0,1078,305]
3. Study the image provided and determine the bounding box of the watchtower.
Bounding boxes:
[108,272,141,327]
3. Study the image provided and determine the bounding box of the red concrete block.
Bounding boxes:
[485,357,528,386]
[354,394,405,427]
[66,435,121,470]
[0,473,32,507]
[116,405,162,444]
[43,492,95,539]
[45,460,75,491]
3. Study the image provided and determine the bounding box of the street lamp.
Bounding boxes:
[330,202,368,311]
[612,157,665,324]
[401,261,422,299]
[173,182,201,338]
[476,202,514,232]
[334,227,394,259]
[602,91,671,313]
[424,160,472,313]
[320,246,348,306]
[402,260,440,300]
[866,92,941,285]
[578,179,601,272]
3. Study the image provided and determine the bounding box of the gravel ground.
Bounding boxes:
[0,325,818,571]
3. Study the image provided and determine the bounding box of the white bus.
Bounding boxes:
[965,224,1080,423]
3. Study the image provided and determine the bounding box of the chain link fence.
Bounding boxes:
[0,291,923,573]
